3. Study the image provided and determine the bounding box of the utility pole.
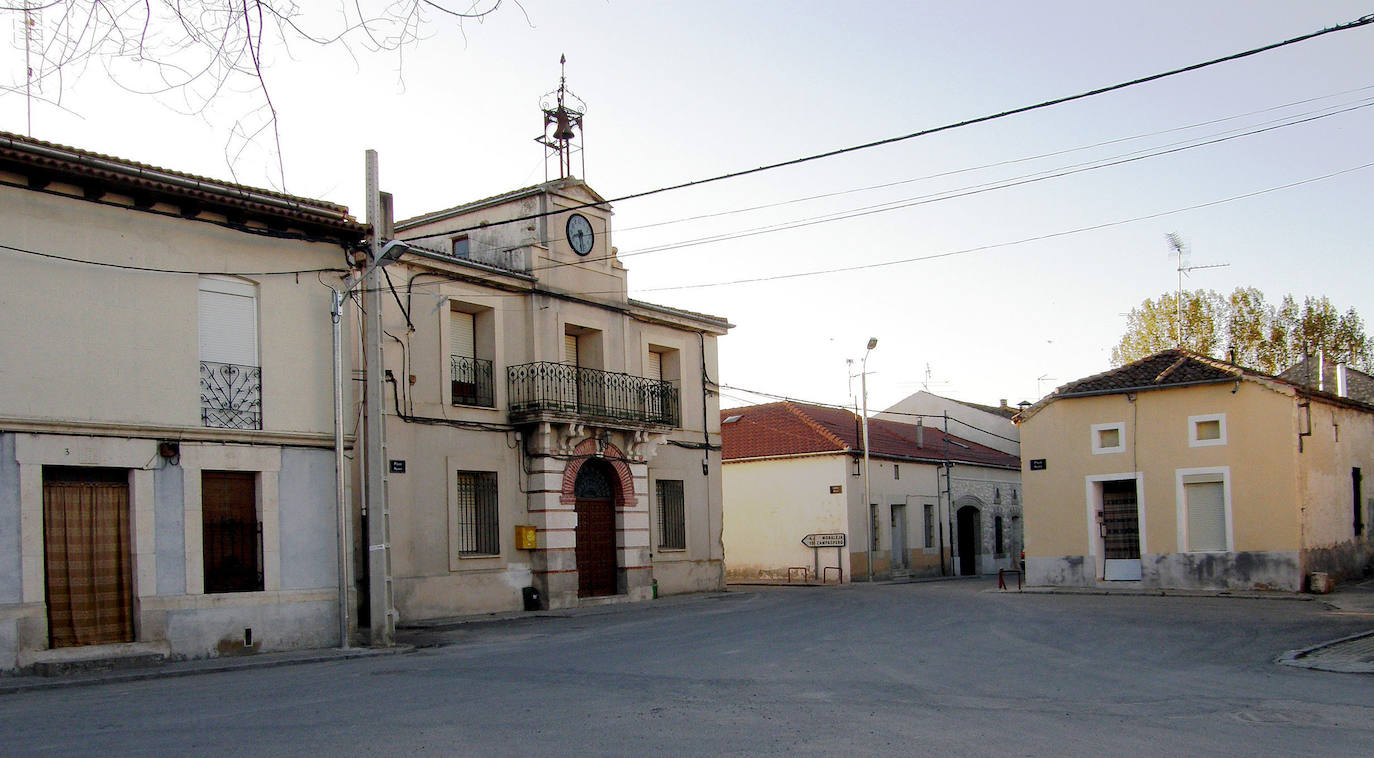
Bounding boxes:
[363,150,395,646]
[860,338,877,581]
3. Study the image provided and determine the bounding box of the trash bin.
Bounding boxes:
[522,586,541,611]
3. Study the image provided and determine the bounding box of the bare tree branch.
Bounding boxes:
[2,1,514,183]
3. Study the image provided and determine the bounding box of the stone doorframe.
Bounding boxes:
[524,423,664,609]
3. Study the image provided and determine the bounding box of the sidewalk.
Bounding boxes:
[1278,577,1374,674]
[1000,576,1374,674]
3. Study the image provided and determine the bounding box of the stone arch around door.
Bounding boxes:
[954,496,984,577]
[561,439,637,598]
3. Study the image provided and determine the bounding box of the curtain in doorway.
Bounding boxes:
[43,482,135,647]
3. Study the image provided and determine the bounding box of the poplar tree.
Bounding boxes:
[1112,288,1372,373]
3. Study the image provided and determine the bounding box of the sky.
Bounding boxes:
[3,1,1372,413]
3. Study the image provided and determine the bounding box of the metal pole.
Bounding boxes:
[861,345,874,582]
[363,150,394,646]
[332,289,352,649]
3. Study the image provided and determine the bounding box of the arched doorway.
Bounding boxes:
[574,458,619,597]
[956,505,981,576]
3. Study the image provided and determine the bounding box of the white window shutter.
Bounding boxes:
[199,277,258,366]
[564,334,579,366]
[1185,481,1226,552]
[646,350,662,381]
[450,311,475,358]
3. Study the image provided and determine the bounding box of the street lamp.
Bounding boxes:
[861,337,877,581]
[332,237,410,649]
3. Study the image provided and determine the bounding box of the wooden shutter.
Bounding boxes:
[564,333,579,366]
[646,350,662,381]
[1185,481,1226,552]
[450,311,475,359]
[199,277,258,366]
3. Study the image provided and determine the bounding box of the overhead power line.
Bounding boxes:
[401,12,1374,244]
[547,98,1374,273]
[721,385,1021,446]
[0,242,349,276]
[629,159,1374,293]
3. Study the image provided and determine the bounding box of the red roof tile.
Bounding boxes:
[721,401,1019,469]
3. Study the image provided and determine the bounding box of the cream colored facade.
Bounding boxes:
[1020,364,1374,591]
[0,133,363,671]
[374,179,730,618]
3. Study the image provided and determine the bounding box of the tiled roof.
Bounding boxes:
[0,131,365,238]
[1055,349,1240,396]
[1017,349,1374,423]
[1278,357,1374,405]
[721,401,1020,469]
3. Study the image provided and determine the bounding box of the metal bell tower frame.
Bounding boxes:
[536,55,587,181]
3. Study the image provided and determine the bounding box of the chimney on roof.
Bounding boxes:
[916,418,924,448]
[1337,363,1348,398]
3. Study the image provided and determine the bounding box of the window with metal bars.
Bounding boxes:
[923,504,935,549]
[656,479,686,551]
[201,471,263,593]
[454,472,499,556]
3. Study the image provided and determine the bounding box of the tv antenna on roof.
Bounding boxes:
[1166,233,1229,347]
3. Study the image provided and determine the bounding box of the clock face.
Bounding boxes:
[566,213,594,256]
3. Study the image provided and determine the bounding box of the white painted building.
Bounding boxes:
[722,402,1022,583]
[877,390,1021,457]
[0,132,365,671]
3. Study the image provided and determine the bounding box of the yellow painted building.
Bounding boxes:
[1017,350,1374,591]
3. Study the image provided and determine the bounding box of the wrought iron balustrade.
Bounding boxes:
[507,361,680,427]
[200,361,262,430]
[451,355,496,407]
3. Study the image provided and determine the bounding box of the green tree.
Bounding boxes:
[1112,288,1372,372]
[1110,290,1223,366]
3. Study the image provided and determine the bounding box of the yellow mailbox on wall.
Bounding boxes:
[515,525,538,550]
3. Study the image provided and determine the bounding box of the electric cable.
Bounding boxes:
[399,12,1374,244]
[596,100,1374,268]
[630,159,1374,293]
[0,242,349,275]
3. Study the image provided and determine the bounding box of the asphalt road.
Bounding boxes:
[2,579,1372,757]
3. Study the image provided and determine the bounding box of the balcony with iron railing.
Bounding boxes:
[451,355,496,408]
[507,362,680,427]
[200,361,262,431]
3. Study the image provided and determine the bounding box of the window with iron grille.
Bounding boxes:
[202,471,263,593]
[923,504,935,549]
[454,472,499,556]
[199,276,261,430]
[656,479,686,551]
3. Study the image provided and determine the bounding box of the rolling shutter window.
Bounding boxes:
[450,311,475,359]
[1185,481,1226,552]
[199,277,258,367]
[563,333,579,366]
[646,350,662,381]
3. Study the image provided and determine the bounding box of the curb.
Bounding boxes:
[1276,629,1374,674]
[0,645,411,695]
[997,586,1317,602]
